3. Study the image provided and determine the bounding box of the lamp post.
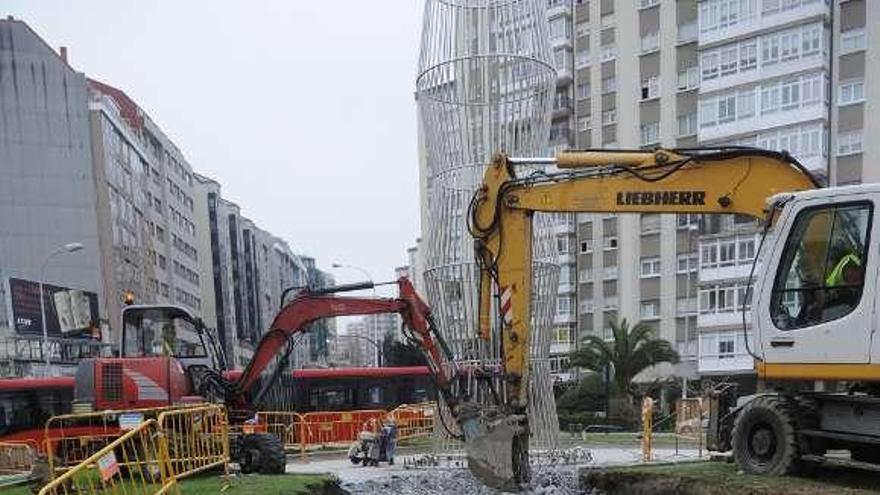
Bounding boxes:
[331,263,380,366]
[40,242,84,375]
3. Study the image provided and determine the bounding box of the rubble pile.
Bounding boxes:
[341,465,594,495]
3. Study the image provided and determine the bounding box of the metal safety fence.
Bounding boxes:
[0,441,36,476]
[256,403,437,456]
[37,419,178,495]
[44,406,188,479]
[156,405,229,480]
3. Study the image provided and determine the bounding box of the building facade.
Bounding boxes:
[0,18,333,374]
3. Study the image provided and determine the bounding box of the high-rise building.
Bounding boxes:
[88,80,205,354]
[0,18,332,374]
[695,0,878,387]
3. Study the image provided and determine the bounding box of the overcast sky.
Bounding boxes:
[6,1,424,292]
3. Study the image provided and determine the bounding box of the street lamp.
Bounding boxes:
[330,263,381,366]
[41,242,84,375]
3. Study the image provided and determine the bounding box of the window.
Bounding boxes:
[780,79,800,110]
[761,35,780,66]
[761,85,779,114]
[601,45,617,62]
[837,131,863,156]
[557,236,571,254]
[802,25,822,56]
[839,80,865,106]
[701,243,718,268]
[737,89,756,119]
[677,213,700,228]
[640,300,660,319]
[601,76,617,94]
[577,116,591,132]
[677,113,697,137]
[677,66,699,91]
[780,30,800,61]
[802,74,822,106]
[604,236,618,250]
[602,109,617,125]
[738,239,755,262]
[840,28,866,55]
[718,94,736,123]
[640,32,659,53]
[701,51,719,81]
[640,257,661,277]
[677,254,698,273]
[718,337,735,357]
[580,239,594,253]
[719,240,736,267]
[557,295,573,316]
[577,81,591,99]
[770,203,871,330]
[739,40,758,71]
[720,47,737,75]
[639,0,660,8]
[641,77,659,100]
[640,122,660,145]
[700,99,717,127]
[552,326,572,345]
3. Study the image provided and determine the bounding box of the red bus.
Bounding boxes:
[0,366,434,445]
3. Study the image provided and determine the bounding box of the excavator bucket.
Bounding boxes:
[460,413,530,491]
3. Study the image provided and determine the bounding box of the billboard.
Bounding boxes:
[8,277,99,337]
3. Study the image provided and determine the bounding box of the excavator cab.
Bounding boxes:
[120,304,221,370]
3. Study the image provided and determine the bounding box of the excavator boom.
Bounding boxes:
[467,147,818,488]
[232,277,455,408]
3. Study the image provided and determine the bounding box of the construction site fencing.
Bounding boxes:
[0,441,36,476]
[44,406,187,478]
[256,403,437,456]
[156,404,229,480]
[37,418,178,495]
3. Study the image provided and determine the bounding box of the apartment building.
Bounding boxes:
[562,0,703,383]
[0,18,333,373]
[88,80,205,353]
[695,0,879,384]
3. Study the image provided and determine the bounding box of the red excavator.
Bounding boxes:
[70,277,471,474]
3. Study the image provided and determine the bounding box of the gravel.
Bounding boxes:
[341,464,593,495]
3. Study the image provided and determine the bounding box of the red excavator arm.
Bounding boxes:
[231,277,454,408]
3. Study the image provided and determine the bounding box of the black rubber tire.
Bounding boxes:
[238,433,286,475]
[349,456,362,465]
[732,395,802,476]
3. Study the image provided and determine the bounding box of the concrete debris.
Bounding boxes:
[342,464,595,495]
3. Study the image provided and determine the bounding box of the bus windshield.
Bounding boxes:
[122,307,207,358]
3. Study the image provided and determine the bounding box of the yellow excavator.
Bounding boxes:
[463,147,880,487]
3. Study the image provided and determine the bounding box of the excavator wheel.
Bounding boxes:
[238,433,286,474]
[732,395,802,475]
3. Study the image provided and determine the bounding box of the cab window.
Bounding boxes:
[771,203,871,330]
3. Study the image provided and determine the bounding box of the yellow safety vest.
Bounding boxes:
[826,253,861,286]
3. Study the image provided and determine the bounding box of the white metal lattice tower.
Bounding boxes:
[416,0,560,450]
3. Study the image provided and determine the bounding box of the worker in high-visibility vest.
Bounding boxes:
[826,252,862,287]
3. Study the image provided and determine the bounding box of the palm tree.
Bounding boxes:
[568,318,679,401]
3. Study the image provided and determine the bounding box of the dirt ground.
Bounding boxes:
[580,462,880,495]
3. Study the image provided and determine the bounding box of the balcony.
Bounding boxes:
[699,1,828,48]
[546,0,571,20]
[575,52,591,69]
[699,104,827,144]
[553,95,572,118]
[603,266,618,279]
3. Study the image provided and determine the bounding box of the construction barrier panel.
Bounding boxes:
[384,403,435,441]
[44,406,187,479]
[37,418,178,495]
[0,441,35,476]
[299,409,387,447]
[256,411,307,458]
[157,404,229,480]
